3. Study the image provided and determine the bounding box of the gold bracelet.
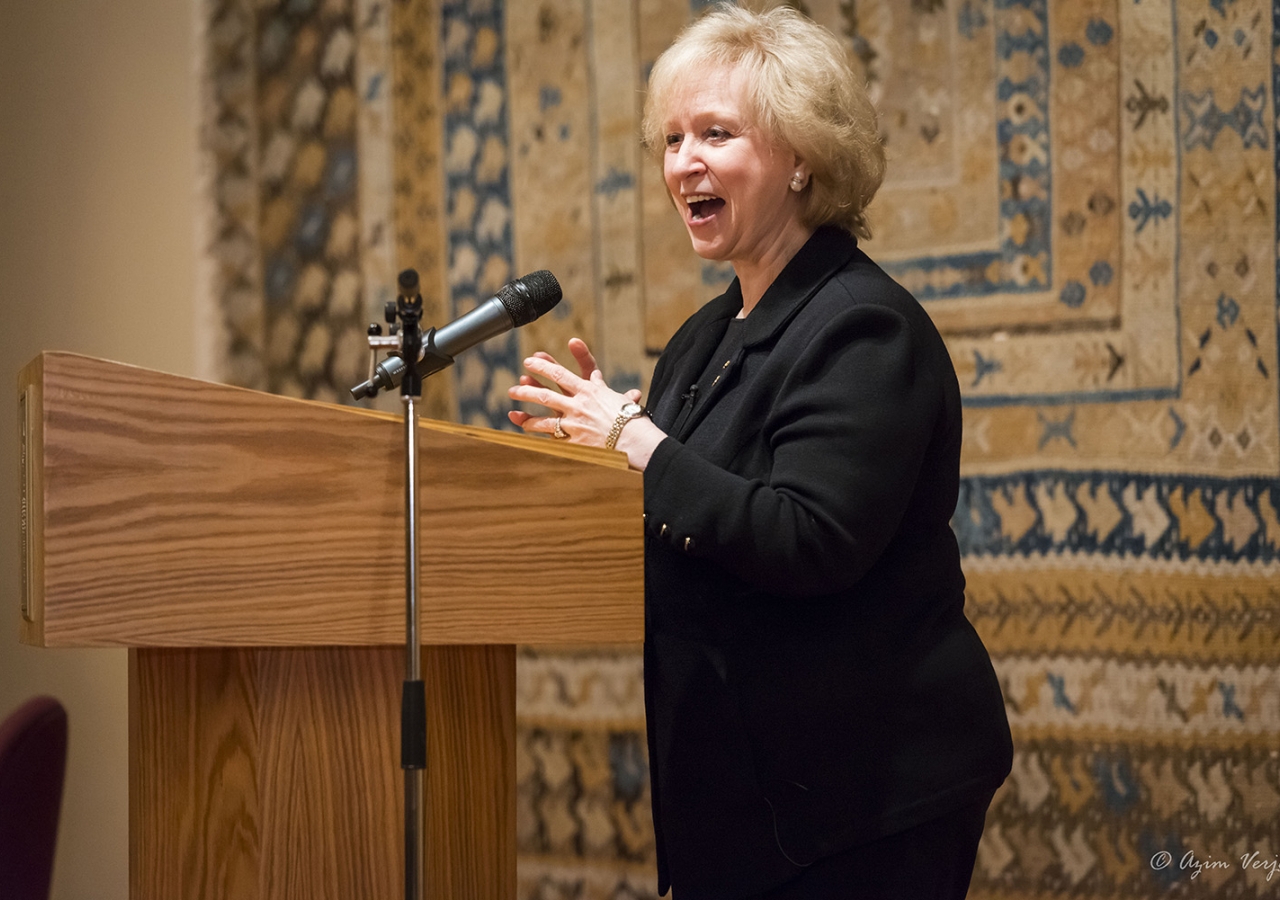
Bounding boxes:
[605,401,646,450]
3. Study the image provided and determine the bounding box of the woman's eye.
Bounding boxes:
[707,127,729,141]
[665,133,683,147]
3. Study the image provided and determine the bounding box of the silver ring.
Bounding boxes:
[552,417,568,439]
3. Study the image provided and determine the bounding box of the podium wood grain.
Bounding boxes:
[22,353,641,899]
[19,351,642,648]
[130,645,514,899]
[129,648,262,899]
[422,645,516,900]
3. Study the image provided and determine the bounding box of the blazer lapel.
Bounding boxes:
[650,291,739,434]
[738,227,859,351]
[664,228,860,440]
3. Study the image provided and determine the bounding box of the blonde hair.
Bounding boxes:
[642,4,886,240]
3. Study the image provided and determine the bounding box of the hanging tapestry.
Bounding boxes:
[200,1,1280,897]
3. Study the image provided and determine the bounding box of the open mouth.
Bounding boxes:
[685,193,725,221]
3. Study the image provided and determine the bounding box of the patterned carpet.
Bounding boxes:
[199,0,1280,897]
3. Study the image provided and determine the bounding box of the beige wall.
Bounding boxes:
[0,1,198,897]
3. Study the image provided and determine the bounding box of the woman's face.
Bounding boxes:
[661,65,808,271]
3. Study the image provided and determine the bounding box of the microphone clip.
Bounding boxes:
[352,269,444,400]
[395,283,425,399]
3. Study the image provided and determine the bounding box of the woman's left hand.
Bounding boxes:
[507,338,665,470]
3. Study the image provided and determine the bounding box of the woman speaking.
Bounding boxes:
[508,6,1013,898]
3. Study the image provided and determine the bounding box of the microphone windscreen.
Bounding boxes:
[497,270,562,326]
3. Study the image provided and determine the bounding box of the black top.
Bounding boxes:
[641,226,1013,899]
[677,317,747,447]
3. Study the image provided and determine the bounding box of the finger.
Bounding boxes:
[625,389,642,403]
[509,410,563,438]
[538,414,569,438]
[508,382,570,412]
[567,338,598,379]
[523,356,586,394]
[518,352,561,391]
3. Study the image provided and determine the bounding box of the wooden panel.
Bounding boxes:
[130,645,515,899]
[256,647,403,898]
[18,380,44,645]
[21,352,643,648]
[424,645,516,899]
[130,648,261,900]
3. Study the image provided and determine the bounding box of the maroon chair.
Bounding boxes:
[0,696,68,900]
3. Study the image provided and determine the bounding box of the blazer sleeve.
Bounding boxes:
[642,294,949,599]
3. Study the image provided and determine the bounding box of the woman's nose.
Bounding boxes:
[670,140,705,177]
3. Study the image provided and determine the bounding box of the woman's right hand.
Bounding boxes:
[507,338,665,471]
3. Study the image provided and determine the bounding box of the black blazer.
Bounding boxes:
[641,227,1013,898]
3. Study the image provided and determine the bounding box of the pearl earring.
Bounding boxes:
[790,173,805,192]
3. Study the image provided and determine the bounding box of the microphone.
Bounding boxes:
[352,269,562,398]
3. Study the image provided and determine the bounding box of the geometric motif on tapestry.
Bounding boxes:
[868,0,1209,419]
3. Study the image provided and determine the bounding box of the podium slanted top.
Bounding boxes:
[18,352,643,648]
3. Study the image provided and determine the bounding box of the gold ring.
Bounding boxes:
[552,417,568,439]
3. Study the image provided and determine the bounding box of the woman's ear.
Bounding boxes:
[789,155,811,191]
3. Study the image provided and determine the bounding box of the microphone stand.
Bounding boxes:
[358,276,431,900]
[353,266,557,897]
[399,292,426,900]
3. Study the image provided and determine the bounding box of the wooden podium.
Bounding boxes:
[17,352,644,899]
